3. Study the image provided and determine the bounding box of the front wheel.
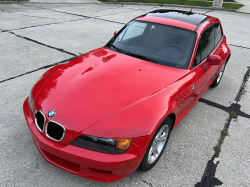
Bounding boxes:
[211,62,226,88]
[138,117,172,171]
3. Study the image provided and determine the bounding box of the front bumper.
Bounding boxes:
[23,97,151,182]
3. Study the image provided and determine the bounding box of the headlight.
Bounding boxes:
[28,92,34,113]
[71,135,132,154]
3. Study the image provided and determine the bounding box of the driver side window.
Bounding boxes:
[201,25,214,61]
[192,25,215,68]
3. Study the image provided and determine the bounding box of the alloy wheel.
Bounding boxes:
[148,125,169,164]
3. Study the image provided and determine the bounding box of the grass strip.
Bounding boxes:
[222,3,243,10]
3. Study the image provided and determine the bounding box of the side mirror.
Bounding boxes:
[203,55,221,70]
[114,31,118,36]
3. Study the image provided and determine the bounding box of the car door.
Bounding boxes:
[191,24,219,98]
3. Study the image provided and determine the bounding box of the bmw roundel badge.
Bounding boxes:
[48,110,56,118]
[191,84,195,91]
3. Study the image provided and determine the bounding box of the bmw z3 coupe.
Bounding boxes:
[23,10,231,182]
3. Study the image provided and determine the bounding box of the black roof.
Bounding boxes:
[146,10,207,26]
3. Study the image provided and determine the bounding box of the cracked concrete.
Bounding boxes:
[0,5,83,31]
[10,32,77,56]
[196,67,250,186]
[0,32,73,81]
[0,2,249,187]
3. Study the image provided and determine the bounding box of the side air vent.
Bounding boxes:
[46,121,65,141]
[35,110,46,132]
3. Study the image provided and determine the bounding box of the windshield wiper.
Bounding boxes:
[108,44,124,54]
[125,52,158,64]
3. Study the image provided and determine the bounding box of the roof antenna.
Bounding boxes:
[189,6,194,14]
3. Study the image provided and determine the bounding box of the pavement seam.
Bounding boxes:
[20,3,171,25]
[94,7,148,18]
[195,67,250,187]
[48,9,126,24]
[94,6,123,13]
[0,57,76,84]
[15,13,61,19]
[203,10,214,14]
[9,31,77,57]
[228,44,250,50]
[2,18,87,32]
[199,98,250,119]
[142,179,154,187]
[20,3,125,24]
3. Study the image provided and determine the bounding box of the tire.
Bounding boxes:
[210,62,226,88]
[138,116,173,171]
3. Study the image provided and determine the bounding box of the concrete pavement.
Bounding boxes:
[0,2,249,187]
[237,0,250,13]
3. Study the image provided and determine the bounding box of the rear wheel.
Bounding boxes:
[138,117,172,171]
[211,62,226,88]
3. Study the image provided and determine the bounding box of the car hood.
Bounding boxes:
[34,47,188,142]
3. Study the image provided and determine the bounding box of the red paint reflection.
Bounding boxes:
[81,67,94,75]
[103,54,116,63]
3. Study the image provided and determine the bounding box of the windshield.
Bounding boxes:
[106,20,196,69]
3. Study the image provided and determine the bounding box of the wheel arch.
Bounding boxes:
[225,53,231,64]
[168,113,176,131]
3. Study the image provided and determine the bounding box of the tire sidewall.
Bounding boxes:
[138,116,173,171]
[211,62,226,88]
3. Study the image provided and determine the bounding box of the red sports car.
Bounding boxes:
[23,10,231,182]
